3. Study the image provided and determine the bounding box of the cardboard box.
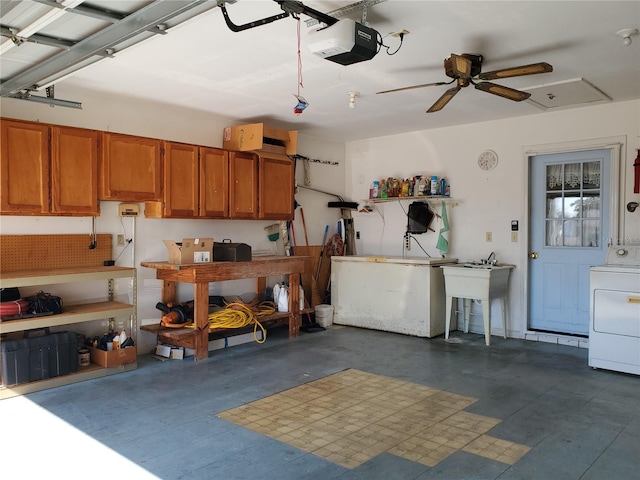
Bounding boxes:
[223,123,297,155]
[164,238,214,265]
[90,346,137,368]
[155,344,184,360]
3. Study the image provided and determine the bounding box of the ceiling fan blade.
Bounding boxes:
[376,81,449,95]
[427,86,461,113]
[450,53,472,77]
[478,62,553,80]
[475,82,531,101]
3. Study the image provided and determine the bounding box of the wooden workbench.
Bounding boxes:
[140,256,307,361]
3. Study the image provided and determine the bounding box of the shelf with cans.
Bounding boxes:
[367,175,453,202]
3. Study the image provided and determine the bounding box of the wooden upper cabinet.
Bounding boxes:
[1,120,50,214]
[258,153,295,220]
[51,126,99,215]
[1,119,99,216]
[200,147,229,218]
[100,133,162,201]
[228,151,258,219]
[162,141,199,218]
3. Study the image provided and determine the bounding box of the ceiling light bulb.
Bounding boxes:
[616,28,638,46]
[348,91,359,109]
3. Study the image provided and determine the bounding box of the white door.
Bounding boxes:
[529,149,611,335]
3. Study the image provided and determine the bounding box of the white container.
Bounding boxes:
[315,304,334,327]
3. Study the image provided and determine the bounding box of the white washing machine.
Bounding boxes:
[589,245,640,375]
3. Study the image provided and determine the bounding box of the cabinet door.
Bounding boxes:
[259,153,295,220]
[199,147,228,218]
[0,120,49,215]
[163,141,199,217]
[100,133,162,201]
[228,151,258,219]
[51,126,99,215]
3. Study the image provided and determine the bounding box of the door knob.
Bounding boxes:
[529,252,538,259]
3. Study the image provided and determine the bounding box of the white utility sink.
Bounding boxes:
[441,263,515,345]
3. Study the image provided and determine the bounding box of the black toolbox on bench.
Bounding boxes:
[213,239,252,262]
[1,330,78,386]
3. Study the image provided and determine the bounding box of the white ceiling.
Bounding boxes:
[2,1,640,142]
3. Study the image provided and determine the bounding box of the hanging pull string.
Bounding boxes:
[297,17,303,95]
[293,16,308,115]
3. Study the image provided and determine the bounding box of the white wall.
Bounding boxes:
[0,85,345,353]
[345,99,640,338]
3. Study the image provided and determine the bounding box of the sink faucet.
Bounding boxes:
[486,251,497,265]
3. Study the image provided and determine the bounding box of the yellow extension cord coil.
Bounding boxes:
[186,301,275,344]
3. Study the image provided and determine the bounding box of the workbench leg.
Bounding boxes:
[288,273,300,337]
[256,277,266,302]
[193,282,210,361]
[161,280,176,304]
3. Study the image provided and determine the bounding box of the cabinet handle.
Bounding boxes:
[628,297,640,304]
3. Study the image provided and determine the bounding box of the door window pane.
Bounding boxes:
[582,193,600,219]
[583,220,599,247]
[546,194,563,218]
[564,196,581,219]
[546,220,563,246]
[564,163,581,189]
[563,220,581,246]
[547,165,562,190]
[583,161,600,189]
[544,160,601,247]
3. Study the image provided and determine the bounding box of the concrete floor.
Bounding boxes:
[1,325,638,479]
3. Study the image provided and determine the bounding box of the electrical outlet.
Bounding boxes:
[405,233,411,250]
[117,234,125,246]
[511,232,518,243]
[486,232,493,242]
[356,231,360,240]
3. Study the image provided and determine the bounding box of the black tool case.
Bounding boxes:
[214,239,252,262]
[1,330,78,386]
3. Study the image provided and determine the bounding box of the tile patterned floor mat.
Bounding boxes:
[217,369,530,469]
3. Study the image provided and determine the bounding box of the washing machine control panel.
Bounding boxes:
[605,245,640,266]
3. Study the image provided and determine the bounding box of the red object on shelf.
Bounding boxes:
[0,299,29,318]
[634,148,640,194]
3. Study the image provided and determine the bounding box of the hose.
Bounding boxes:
[185,301,276,344]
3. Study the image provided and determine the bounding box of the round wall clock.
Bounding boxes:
[478,150,498,171]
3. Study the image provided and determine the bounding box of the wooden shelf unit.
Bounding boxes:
[0,266,137,400]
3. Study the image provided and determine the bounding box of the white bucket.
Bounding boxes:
[315,304,334,327]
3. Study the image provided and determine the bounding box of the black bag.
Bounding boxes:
[0,287,20,302]
[25,291,64,315]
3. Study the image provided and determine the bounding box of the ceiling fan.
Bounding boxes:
[377,53,553,113]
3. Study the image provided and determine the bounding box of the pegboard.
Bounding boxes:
[0,234,112,272]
